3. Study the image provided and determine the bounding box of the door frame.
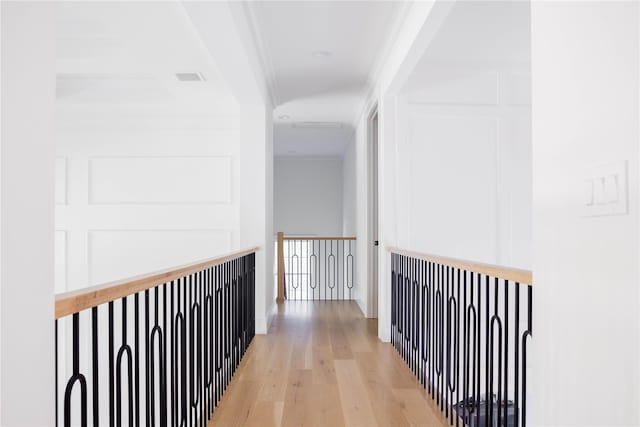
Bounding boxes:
[367,105,379,318]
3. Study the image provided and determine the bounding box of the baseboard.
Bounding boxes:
[255,315,268,334]
[256,301,277,335]
[266,300,277,330]
[355,298,367,317]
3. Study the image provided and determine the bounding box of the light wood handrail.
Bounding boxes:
[388,247,532,285]
[276,232,284,302]
[282,236,356,241]
[55,247,259,319]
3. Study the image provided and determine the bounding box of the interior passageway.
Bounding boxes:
[209,301,449,427]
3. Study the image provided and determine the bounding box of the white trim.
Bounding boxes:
[238,2,279,107]
[266,300,277,331]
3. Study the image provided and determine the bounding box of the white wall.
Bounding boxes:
[342,140,357,237]
[349,0,532,335]
[54,0,276,340]
[274,156,343,236]
[531,2,640,425]
[347,115,374,315]
[239,105,274,333]
[0,2,56,424]
[55,112,241,292]
[350,0,449,331]
[395,62,531,269]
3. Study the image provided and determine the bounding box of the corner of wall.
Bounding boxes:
[355,298,367,318]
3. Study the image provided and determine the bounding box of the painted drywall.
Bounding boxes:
[239,105,274,333]
[274,156,344,236]
[55,113,242,292]
[184,2,277,332]
[346,1,532,337]
[342,139,357,238]
[531,2,639,424]
[346,115,374,315]
[0,2,56,423]
[395,63,532,269]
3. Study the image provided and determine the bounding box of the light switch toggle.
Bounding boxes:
[582,161,627,217]
[583,179,594,206]
[593,177,605,205]
[604,174,618,203]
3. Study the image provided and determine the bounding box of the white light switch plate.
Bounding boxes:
[581,161,628,217]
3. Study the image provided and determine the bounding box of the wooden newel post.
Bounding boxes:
[277,231,284,302]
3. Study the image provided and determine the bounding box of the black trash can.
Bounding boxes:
[453,397,515,427]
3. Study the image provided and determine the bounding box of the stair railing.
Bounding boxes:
[55,247,257,427]
[276,232,356,301]
[389,247,532,427]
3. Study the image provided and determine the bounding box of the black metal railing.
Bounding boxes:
[55,249,256,427]
[390,250,532,427]
[282,237,355,301]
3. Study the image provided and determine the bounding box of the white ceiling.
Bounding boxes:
[243,1,404,156]
[406,1,531,96]
[421,1,530,65]
[55,1,406,155]
[55,2,237,118]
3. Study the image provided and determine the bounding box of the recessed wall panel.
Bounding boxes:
[89,156,231,204]
[55,158,67,205]
[88,229,232,286]
[407,113,498,264]
[407,70,499,105]
[500,72,532,106]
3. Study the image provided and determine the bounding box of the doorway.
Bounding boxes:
[368,108,379,318]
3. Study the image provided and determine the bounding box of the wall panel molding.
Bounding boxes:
[88,156,233,205]
[87,228,233,286]
[55,157,68,205]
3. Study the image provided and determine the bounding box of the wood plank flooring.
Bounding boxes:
[208,301,451,427]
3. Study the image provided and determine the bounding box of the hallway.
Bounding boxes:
[209,302,449,427]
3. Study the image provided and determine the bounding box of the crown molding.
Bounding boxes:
[240,1,280,108]
[351,1,413,129]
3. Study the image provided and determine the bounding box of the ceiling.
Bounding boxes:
[420,1,530,65]
[243,1,404,156]
[55,1,406,156]
[55,2,237,118]
[406,1,531,97]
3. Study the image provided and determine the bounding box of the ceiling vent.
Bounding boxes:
[175,72,205,82]
[292,121,343,129]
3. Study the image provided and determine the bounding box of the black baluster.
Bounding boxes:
[462,271,468,426]
[489,277,503,427]
[514,283,520,427]
[445,265,450,419]
[170,282,175,427]
[93,307,100,427]
[64,312,88,427]
[134,294,140,427]
[163,284,168,427]
[522,286,532,427]
[109,302,115,427]
[115,297,133,427]
[56,319,59,427]
[476,273,481,427]
[485,275,490,426]
[181,277,188,427]
[144,290,150,427]
[504,279,509,427]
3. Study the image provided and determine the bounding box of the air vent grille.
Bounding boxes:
[292,121,343,129]
[175,72,205,82]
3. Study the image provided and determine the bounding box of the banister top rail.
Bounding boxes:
[282,236,356,241]
[388,246,532,285]
[55,246,259,319]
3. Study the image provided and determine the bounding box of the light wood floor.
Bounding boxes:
[208,301,450,427]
